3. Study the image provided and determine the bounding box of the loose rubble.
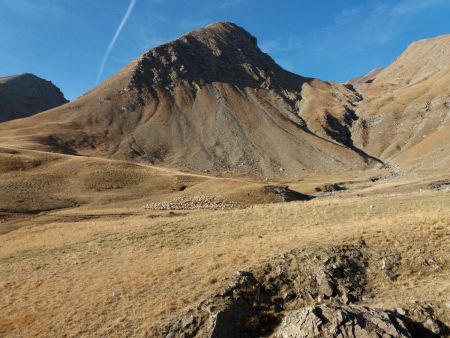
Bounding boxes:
[428,181,450,191]
[314,183,347,193]
[381,254,401,282]
[144,195,247,210]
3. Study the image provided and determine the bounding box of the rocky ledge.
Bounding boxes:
[160,244,449,337]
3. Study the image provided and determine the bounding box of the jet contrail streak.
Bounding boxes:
[96,0,138,83]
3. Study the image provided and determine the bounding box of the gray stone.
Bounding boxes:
[274,305,412,338]
[275,265,283,276]
[316,270,335,298]
[341,293,349,304]
[396,307,406,316]
[181,313,194,328]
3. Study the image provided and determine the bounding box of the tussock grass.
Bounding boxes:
[1,189,449,337]
[84,169,146,191]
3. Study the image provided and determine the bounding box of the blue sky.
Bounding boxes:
[1,0,449,100]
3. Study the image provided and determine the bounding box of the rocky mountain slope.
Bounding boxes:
[351,34,450,173]
[348,67,383,86]
[0,24,449,177]
[0,73,68,122]
[0,23,374,178]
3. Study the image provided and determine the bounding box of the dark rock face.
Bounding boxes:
[263,185,314,202]
[0,73,68,122]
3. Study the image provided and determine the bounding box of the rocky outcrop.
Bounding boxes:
[161,244,448,338]
[263,185,314,202]
[275,302,448,338]
[274,305,412,338]
[162,245,370,337]
[129,22,305,99]
[0,73,68,122]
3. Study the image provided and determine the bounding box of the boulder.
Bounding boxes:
[274,305,412,338]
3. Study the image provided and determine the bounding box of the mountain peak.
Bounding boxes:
[0,73,68,122]
[127,21,302,94]
[372,33,450,86]
[0,73,57,87]
[15,72,39,79]
[184,21,257,46]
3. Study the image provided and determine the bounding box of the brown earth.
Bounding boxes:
[351,34,450,174]
[1,25,449,178]
[0,23,377,178]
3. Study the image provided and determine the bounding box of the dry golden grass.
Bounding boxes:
[1,147,449,336]
[0,146,290,218]
[1,185,449,337]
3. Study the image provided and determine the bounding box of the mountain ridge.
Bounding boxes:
[1,23,449,177]
[350,32,450,172]
[0,73,68,122]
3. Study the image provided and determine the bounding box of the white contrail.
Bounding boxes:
[96,0,138,83]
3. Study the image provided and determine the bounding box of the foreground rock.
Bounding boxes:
[274,305,411,338]
[0,73,68,122]
[161,244,448,337]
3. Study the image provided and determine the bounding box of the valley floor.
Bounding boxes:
[0,149,449,337]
